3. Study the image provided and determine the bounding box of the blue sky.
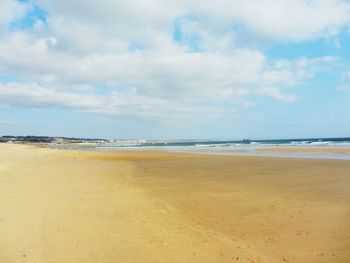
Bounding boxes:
[0,0,350,140]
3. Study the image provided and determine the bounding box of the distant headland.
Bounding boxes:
[0,135,108,144]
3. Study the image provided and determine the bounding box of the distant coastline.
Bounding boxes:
[1,135,350,146]
[2,135,350,160]
[0,135,108,144]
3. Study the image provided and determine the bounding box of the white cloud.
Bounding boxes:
[33,0,350,44]
[0,49,334,121]
[0,31,334,108]
[0,82,241,120]
[256,87,297,102]
[0,82,102,109]
[0,0,346,121]
[198,0,350,41]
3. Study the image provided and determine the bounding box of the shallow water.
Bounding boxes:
[57,142,350,160]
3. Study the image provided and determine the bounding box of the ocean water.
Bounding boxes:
[58,137,350,160]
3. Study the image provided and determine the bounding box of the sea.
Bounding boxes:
[58,137,350,160]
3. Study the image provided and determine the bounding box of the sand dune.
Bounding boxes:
[0,144,349,262]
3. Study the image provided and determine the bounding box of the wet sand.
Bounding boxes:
[257,146,350,154]
[0,144,349,263]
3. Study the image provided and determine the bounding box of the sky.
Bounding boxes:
[0,0,350,140]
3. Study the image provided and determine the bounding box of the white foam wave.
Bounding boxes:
[310,141,330,145]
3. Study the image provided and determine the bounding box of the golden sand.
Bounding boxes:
[0,144,349,263]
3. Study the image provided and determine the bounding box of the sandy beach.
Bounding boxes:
[0,144,349,263]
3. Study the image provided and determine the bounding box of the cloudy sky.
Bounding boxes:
[0,0,350,139]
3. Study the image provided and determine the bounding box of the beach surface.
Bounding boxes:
[257,146,350,154]
[0,144,349,263]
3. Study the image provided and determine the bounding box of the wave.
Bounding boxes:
[310,141,331,145]
[291,141,310,144]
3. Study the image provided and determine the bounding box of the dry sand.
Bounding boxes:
[0,144,349,263]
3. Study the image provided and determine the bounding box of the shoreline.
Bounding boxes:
[3,142,350,161]
[43,142,350,161]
